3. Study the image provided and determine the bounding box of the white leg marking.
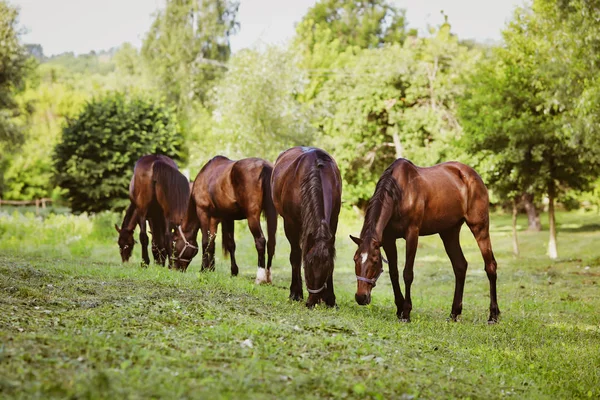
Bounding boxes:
[255,267,268,284]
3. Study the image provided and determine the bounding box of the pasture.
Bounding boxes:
[1,209,599,399]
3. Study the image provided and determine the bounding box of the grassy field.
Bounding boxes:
[1,208,599,399]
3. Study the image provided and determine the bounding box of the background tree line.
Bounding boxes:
[1,0,599,259]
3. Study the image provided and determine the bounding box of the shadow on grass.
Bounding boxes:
[559,223,600,233]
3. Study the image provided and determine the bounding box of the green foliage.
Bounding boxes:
[458,4,599,201]
[295,0,411,53]
[44,50,116,76]
[212,46,314,161]
[1,64,90,200]
[295,0,413,103]
[142,0,239,109]
[53,92,185,213]
[0,0,29,147]
[315,25,477,205]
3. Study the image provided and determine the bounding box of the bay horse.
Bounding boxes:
[271,147,342,308]
[115,154,190,268]
[172,156,277,281]
[351,159,500,323]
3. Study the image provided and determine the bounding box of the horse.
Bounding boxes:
[172,156,277,281]
[350,159,500,323]
[271,147,342,308]
[115,154,190,268]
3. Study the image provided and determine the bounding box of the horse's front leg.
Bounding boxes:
[284,218,302,300]
[402,228,419,322]
[383,238,404,321]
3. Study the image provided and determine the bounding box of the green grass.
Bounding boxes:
[1,209,599,399]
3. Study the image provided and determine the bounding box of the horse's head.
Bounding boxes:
[172,225,199,271]
[303,227,336,307]
[115,224,135,262]
[350,235,385,306]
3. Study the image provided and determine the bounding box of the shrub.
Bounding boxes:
[53,92,186,213]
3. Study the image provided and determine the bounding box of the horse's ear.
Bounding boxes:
[114,224,121,233]
[349,235,362,246]
[371,237,381,248]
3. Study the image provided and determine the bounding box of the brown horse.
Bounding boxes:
[351,159,500,323]
[115,154,190,268]
[271,147,342,308]
[172,156,277,280]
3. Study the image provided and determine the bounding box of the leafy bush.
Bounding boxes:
[53,92,186,213]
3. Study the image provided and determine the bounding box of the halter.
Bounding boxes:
[306,282,327,294]
[173,225,198,263]
[356,257,388,288]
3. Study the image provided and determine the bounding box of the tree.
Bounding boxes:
[210,46,314,162]
[315,24,476,206]
[458,4,600,259]
[142,0,239,109]
[294,0,414,102]
[53,93,185,213]
[0,0,29,147]
[295,0,411,53]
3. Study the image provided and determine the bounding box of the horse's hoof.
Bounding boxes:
[447,314,460,322]
[399,318,410,323]
[487,317,499,325]
[289,293,303,302]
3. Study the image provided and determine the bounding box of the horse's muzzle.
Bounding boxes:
[355,292,371,305]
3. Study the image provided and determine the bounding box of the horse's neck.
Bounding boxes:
[181,208,200,238]
[122,204,138,231]
[366,195,395,242]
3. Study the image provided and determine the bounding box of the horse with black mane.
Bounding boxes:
[351,159,500,323]
[115,154,190,268]
[271,147,342,308]
[172,156,277,280]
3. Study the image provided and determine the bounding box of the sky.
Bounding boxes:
[12,0,524,57]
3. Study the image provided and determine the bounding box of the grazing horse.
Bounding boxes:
[351,159,500,323]
[172,156,277,281]
[271,147,342,308]
[115,154,190,268]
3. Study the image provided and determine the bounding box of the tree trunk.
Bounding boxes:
[547,183,558,259]
[512,199,519,256]
[521,193,541,231]
[392,131,404,159]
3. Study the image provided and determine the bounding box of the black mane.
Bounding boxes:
[361,163,402,238]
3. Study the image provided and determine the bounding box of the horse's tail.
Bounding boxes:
[152,160,190,224]
[260,164,277,267]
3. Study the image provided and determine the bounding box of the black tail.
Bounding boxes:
[152,160,190,223]
[261,164,277,268]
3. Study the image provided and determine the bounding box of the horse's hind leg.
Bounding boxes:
[467,218,500,323]
[284,218,302,301]
[440,224,468,321]
[222,219,239,276]
[199,213,216,271]
[248,214,269,284]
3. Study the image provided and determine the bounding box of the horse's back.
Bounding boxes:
[194,156,271,218]
[391,159,488,234]
[272,147,340,221]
